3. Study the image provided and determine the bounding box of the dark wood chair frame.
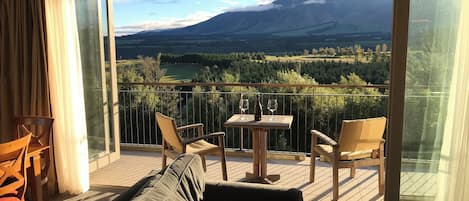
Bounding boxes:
[0,127,31,201]
[156,113,228,181]
[15,116,54,193]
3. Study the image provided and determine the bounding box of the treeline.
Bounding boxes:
[160,52,266,68]
[305,43,390,56]
[194,60,389,84]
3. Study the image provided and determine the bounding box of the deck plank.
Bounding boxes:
[52,151,436,201]
[55,150,434,200]
[86,151,386,201]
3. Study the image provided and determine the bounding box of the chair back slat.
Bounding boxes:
[338,117,386,152]
[0,126,31,199]
[16,116,54,146]
[156,113,183,153]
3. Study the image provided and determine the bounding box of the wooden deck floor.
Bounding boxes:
[76,150,383,201]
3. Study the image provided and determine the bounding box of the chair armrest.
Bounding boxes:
[177,123,204,132]
[183,132,225,145]
[204,181,303,201]
[310,130,337,147]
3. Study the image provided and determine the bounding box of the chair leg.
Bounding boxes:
[332,165,339,201]
[332,150,339,201]
[310,132,317,183]
[310,150,316,182]
[350,167,356,178]
[201,155,207,172]
[220,149,228,181]
[378,142,385,195]
[162,153,167,168]
[162,140,167,168]
[378,162,384,195]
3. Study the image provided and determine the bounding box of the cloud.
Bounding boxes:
[257,0,274,5]
[114,0,179,4]
[147,0,179,4]
[115,11,219,36]
[225,4,277,12]
[304,0,326,4]
[222,0,240,5]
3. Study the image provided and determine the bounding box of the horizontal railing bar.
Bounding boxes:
[118,90,389,97]
[118,82,389,89]
[119,90,446,99]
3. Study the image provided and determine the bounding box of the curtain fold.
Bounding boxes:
[44,0,90,194]
[437,0,469,199]
[0,0,50,141]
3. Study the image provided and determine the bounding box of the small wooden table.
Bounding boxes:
[224,114,293,184]
[26,144,49,201]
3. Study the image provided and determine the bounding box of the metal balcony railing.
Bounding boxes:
[118,82,389,154]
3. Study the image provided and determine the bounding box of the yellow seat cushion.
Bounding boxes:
[186,140,218,154]
[317,144,372,161]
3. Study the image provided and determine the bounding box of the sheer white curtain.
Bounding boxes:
[45,0,90,194]
[437,0,469,199]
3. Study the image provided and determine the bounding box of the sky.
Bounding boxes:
[113,0,275,36]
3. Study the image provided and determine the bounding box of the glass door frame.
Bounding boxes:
[88,0,121,172]
[385,0,411,200]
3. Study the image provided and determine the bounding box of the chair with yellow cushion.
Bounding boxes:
[156,112,227,180]
[310,117,386,201]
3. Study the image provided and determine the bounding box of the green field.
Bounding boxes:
[117,59,202,82]
[161,63,202,82]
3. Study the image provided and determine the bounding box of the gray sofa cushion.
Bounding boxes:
[116,154,303,201]
[131,154,205,201]
[203,181,303,201]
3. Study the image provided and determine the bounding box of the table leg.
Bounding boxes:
[252,128,259,177]
[27,155,43,201]
[259,129,267,178]
[244,128,280,184]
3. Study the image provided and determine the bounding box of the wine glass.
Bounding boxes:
[267,99,278,120]
[239,98,249,120]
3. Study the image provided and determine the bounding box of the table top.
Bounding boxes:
[224,114,293,129]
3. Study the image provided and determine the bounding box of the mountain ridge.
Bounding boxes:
[132,0,392,37]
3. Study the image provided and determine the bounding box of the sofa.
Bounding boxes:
[116,154,303,201]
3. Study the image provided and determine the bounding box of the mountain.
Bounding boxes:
[136,0,392,37]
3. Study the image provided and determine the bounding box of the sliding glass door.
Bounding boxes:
[75,0,120,171]
[400,0,460,199]
[388,0,468,200]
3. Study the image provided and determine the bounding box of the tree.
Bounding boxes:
[303,49,309,55]
[139,53,166,83]
[311,48,319,55]
[354,45,364,62]
[382,43,388,53]
[319,47,327,55]
[375,44,382,54]
[327,48,336,56]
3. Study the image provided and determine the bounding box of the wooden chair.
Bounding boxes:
[15,116,54,193]
[310,117,386,201]
[156,112,228,180]
[0,127,31,201]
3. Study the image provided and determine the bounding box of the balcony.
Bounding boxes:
[117,82,389,153]
[74,83,435,200]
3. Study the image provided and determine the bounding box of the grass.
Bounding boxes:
[161,63,202,82]
[117,59,202,82]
